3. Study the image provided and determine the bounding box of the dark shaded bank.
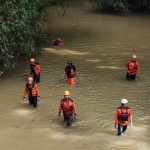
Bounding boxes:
[89,0,150,13]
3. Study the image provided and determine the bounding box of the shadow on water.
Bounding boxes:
[85,5,129,17]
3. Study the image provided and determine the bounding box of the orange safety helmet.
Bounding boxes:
[28,76,33,81]
[132,55,137,59]
[30,58,35,63]
[64,91,70,96]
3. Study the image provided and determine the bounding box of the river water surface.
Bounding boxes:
[0,0,150,150]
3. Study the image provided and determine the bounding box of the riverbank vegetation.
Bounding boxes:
[0,0,64,75]
[0,0,149,76]
[89,0,150,13]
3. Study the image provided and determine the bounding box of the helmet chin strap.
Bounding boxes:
[121,103,127,107]
[131,59,136,62]
[64,97,69,100]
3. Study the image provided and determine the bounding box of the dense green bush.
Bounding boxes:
[0,0,61,74]
[89,0,129,13]
[136,0,150,13]
[90,0,150,13]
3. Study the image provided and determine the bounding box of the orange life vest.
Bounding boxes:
[58,42,64,46]
[117,107,130,122]
[26,83,38,96]
[128,61,137,70]
[70,69,75,76]
[61,99,74,114]
[30,62,40,74]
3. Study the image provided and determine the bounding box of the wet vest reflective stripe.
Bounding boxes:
[26,83,37,96]
[117,107,129,121]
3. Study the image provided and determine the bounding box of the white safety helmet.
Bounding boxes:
[121,99,128,104]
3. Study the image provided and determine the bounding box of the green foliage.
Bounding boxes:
[136,0,150,13]
[0,0,57,73]
[89,0,129,13]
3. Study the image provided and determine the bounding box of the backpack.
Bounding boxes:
[117,107,129,121]
[67,66,75,78]
[128,61,137,70]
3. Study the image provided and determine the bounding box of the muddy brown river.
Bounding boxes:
[0,0,150,150]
